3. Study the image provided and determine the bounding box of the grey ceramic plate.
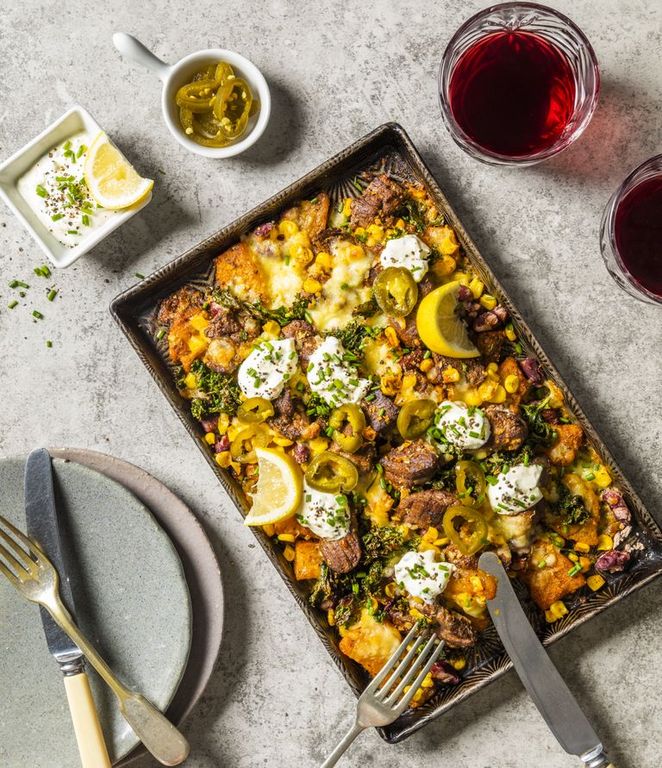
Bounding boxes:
[110,123,662,743]
[0,455,192,767]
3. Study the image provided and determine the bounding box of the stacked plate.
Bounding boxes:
[0,448,223,767]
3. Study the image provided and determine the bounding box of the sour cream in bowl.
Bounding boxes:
[433,401,491,450]
[488,463,543,515]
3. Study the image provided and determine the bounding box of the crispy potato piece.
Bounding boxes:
[547,423,584,466]
[157,285,204,326]
[339,609,402,677]
[273,516,315,540]
[546,473,600,547]
[167,311,210,371]
[498,356,530,407]
[444,566,497,618]
[282,193,330,240]
[293,541,323,581]
[520,538,585,610]
[214,241,268,302]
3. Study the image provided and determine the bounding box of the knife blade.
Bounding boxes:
[478,551,615,768]
[24,447,111,768]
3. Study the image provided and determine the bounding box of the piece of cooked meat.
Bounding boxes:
[397,489,459,530]
[281,319,319,368]
[433,354,487,387]
[391,313,422,348]
[281,193,330,240]
[519,538,585,610]
[475,330,506,363]
[483,404,528,451]
[350,174,405,228]
[330,443,376,475]
[268,389,321,442]
[157,286,204,326]
[214,241,268,302]
[320,530,362,574]
[434,606,478,648]
[362,391,398,434]
[381,440,441,487]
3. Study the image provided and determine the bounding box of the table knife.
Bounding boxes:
[24,447,112,768]
[478,551,615,768]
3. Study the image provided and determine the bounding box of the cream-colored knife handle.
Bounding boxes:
[64,671,112,768]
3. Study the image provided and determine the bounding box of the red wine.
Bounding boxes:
[614,176,662,298]
[448,31,576,157]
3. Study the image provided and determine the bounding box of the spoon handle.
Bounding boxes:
[112,32,171,82]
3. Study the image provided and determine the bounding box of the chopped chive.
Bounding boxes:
[76,144,87,158]
[47,289,58,302]
[32,310,44,320]
[46,340,53,348]
[66,229,79,235]
[82,214,90,226]
[9,280,29,289]
[35,184,48,198]
[156,328,166,341]
[585,472,595,481]
[51,213,65,221]
[134,272,145,280]
[63,139,72,151]
[7,300,18,309]
[34,265,51,278]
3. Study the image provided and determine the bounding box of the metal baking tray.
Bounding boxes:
[110,122,662,742]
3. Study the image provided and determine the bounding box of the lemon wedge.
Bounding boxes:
[416,280,480,358]
[244,447,303,526]
[84,132,153,210]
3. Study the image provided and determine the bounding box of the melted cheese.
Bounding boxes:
[309,240,372,330]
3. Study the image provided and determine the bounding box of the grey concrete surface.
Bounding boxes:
[1,1,661,766]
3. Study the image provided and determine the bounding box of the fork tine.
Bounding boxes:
[392,640,446,713]
[0,556,20,585]
[0,539,31,580]
[383,632,440,704]
[0,520,34,564]
[0,514,40,554]
[366,623,422,691]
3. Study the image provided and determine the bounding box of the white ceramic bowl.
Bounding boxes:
[0,106,152,269]
[113,33,271,159]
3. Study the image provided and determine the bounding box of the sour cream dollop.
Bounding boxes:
[488,464,543,515]
[237,338,298,399]
[433,401,491,450]
[394,550,455,603]
[307,336,371,408]
[296,482,350,540]
[380,234,431,282]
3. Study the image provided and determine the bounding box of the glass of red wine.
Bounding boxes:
[600,155,662,305]
[438,2,600,165]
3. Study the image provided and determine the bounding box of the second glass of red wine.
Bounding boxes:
[600,155,662,305]
[438,2,600,166]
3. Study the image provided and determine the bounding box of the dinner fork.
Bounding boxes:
[321,623,445,767]
[0,514,190,767]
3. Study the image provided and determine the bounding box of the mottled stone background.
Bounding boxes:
[1,1,661,766]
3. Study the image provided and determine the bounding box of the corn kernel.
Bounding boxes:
[384,326,399,347]
[568,552,578,562]
[425,527,439,541]
[385,582,398,598]
[283,544,295,562]
[354,226,366,238]
[597,534,613,551]
[262,523,276,537]
[489,384,507,404]
[273,435,293,447]
[421,673,434,688]
[451,271,470,285]
[549,600,568,619]
[545,609,556,623]
[348,243,365,260]
[470,576,484,592]
[433,537,450,546]
[342,198,352,217]
[309,437,329,455]
[184,372,198,390]
[327,609,336,626]
[574,542,590,553]
[395,218,406,230]
[278,533,296,543]
[409,607,425,620]
[469,277,484,299]
[215,451,232,468]
[187,334,208,356]
[303,277,322,294]
[293,245,314,265]
[204,432,216,445]
[417,357,432,373]
[593,467,612,488]
[473,448,488,460]
[504,374,520,394]
[367,223,384,242]
[479,294,496,310]
[450,657,467,671]
[478,380,498,400]
[189,313,209,332]
[579,556,591,572]
[505,323,517,342]
[380,373,401,396]
[464,389,483,407]
[216,412,230,435]
[587,574,606,591]
[442,366,460,383]
[486,362,499,375]
[315,251,332,270]
[278,219,298,237]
